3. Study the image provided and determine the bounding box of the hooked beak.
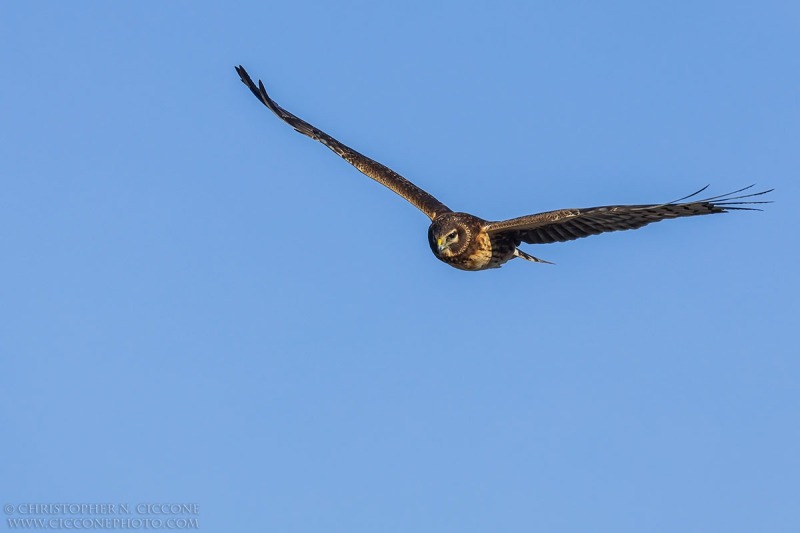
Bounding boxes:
[436,237,446,252]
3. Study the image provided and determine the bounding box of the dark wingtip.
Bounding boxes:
[234,64,249,84]
[703,185,774,213]
[235,64,275,110]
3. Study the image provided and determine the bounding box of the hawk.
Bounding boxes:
[235,66,771,271]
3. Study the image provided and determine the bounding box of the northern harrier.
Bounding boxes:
[235,66,771,271]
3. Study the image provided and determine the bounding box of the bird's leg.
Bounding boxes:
[514,248,555,265]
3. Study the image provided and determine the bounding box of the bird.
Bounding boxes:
[235,65,771,271]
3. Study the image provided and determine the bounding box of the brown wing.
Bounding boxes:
[484,186,772,244]
[235,66,451,221]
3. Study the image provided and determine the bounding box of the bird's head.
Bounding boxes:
[427,213,476,259]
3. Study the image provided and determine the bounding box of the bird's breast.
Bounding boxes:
[445,230,516,271]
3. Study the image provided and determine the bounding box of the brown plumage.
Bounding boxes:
[235,65,772,271]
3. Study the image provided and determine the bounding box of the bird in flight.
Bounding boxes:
[235,65,771,271]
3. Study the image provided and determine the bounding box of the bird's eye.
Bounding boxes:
[448,230,458,240]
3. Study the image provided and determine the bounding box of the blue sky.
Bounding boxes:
[1,1,798,531]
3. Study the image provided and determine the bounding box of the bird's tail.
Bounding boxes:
[514,248,555,265]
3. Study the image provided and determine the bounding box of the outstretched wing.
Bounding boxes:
[485,186,772,244]
[235,66,451,221]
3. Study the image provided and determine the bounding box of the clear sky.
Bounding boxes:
[2,1,798,531]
